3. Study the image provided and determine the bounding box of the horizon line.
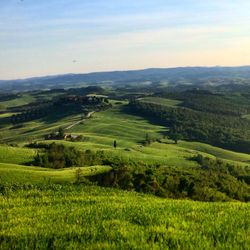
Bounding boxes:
[1,64,250,82]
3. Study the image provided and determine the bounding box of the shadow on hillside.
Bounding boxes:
[19,110,79,136]
[0,117,10,127]
[121,105,169,139]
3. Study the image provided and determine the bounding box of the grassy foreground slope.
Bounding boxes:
[0,185,249,250]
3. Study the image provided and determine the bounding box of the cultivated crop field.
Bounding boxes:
[0,185,249,250]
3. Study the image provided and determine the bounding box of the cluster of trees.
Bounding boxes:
[8,101,52,113]
[31,142,249,201]
[34,143,83,169]
[180,91,250,116]
[10,95,111,124]
[66,86,105,96]
[193,154,250,184]
[129,99,250,153]
[154,89,250,116]
[89,156,250,202]
[0,93,19,102]
[34,143,106,169]
[11,108,49,124]
[44,127,65,140]
[143,133,160,146]
[33,144,125,169]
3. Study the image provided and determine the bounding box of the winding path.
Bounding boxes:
[65,111,95,130]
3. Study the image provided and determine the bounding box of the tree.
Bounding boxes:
[168,127,182,144]
[144,133,152,146]
[75,168,83,184]
[58,127,65,139]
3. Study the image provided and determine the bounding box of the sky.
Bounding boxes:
[1,0,250,79]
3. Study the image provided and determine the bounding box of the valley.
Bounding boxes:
[0,82,249,249]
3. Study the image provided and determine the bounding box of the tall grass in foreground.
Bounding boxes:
[0,185,249,249]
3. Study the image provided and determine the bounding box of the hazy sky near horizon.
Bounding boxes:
[1,0,250,79]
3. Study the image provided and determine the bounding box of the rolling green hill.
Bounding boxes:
[0,102,249,203]
[68,103,250,166]
[0,103,249,171]
[0,92,249,249]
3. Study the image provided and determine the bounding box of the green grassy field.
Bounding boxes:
[178,141,250,164]
[138,97,182,107]
[0,113,83,143]
[0,98,249,249]
[0,103,249,173]
[0,185,249,250]
[0,113,16,118]
[67,104,250,167]
[0,145,36,165]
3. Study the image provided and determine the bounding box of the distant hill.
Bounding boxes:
[1,66,250,92]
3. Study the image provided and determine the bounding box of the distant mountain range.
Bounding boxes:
[1,66,250,92]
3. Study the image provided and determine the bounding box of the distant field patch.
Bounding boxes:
[138,97,182,107]
[0,94,35,110]
[243,114,250,120]
[0,113,14,118]
[178,141,250,164]
[70,104,167,147]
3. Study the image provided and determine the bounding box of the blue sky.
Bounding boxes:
[1,0,250,79]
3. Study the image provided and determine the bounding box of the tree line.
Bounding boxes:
[89,154,250,202]
[128,99,250,153]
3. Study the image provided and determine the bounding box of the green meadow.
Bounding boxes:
[0,103,249,183]
[0,99,249,249]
